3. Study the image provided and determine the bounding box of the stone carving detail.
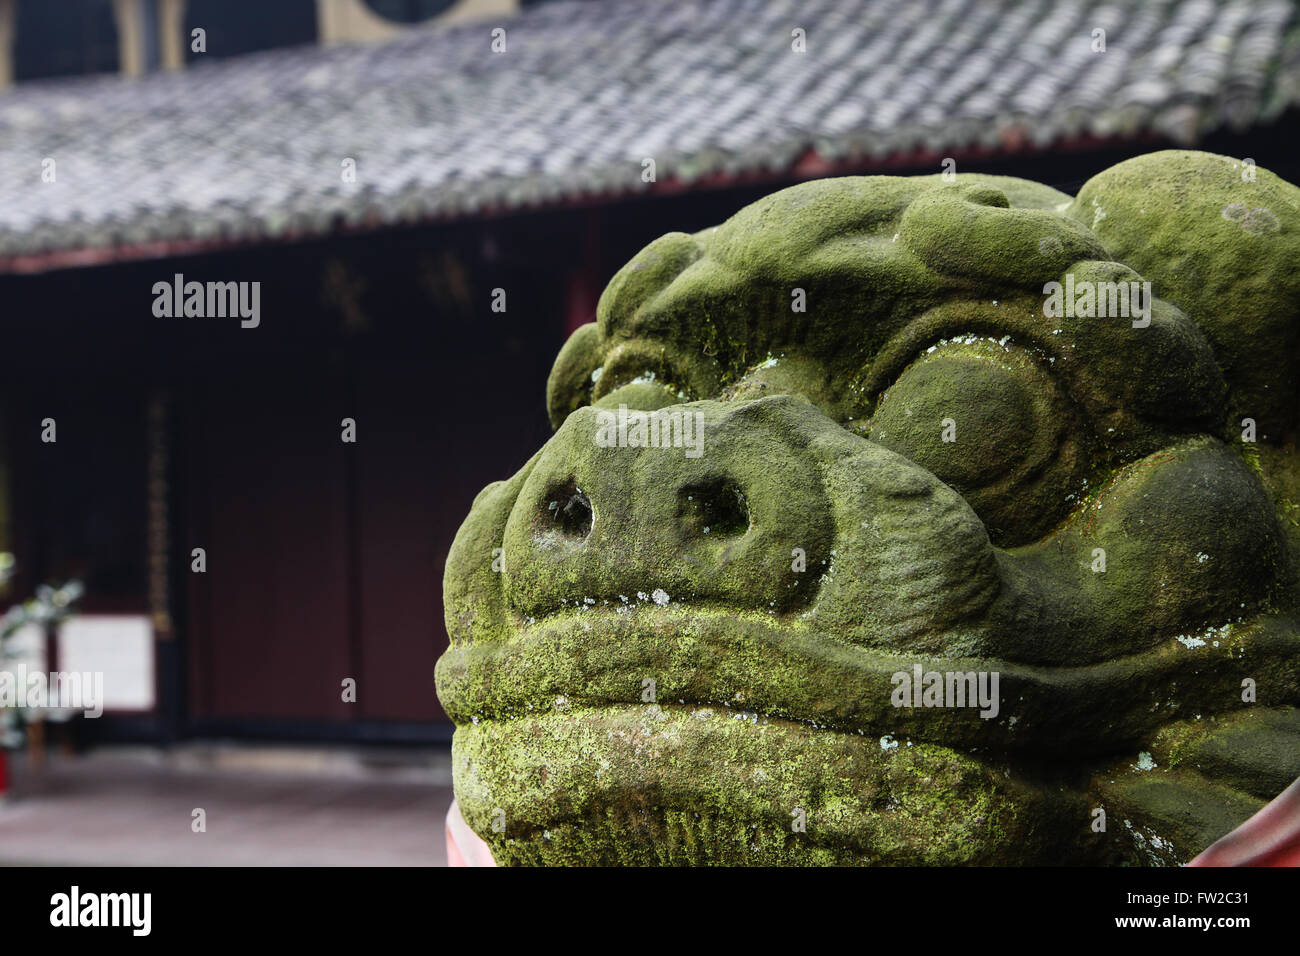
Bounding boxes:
[436,150,1300,865]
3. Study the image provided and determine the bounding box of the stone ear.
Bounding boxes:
[546,322,604,430]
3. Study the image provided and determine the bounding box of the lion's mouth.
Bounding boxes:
[435,604,1272,758]
[448,699,1077,865]
[437,604,1289,865]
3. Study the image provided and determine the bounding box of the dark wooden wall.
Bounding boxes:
[1,220,561,742]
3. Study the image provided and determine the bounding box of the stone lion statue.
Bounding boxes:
[435,150,1300,865]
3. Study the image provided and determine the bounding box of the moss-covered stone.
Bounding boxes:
[437,151,1300,865]
[1064,150,1300,443]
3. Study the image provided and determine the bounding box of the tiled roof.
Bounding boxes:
[2,0,1298,263]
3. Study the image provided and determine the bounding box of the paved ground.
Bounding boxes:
[0,745,454,866]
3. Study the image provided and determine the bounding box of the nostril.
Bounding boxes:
[678,479,750,539]
[545,481,593,538]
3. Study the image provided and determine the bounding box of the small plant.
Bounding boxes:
[0,555,84,748]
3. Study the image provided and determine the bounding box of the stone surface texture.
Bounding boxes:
[436,150,1300,865]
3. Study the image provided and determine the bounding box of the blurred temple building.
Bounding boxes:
[0,0,1297,746]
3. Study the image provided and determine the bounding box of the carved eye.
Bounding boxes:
[864,338,1087,545]
[594,367,674,400]
[590,340,699,406]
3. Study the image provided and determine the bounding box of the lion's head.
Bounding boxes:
[435,150,1300,865]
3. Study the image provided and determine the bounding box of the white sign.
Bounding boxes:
[57,615,154,712]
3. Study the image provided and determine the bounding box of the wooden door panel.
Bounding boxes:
[190,380,352,721]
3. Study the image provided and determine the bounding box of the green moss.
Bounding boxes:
[453,704,1082,865]
[438,151,1300,865]
[1065,150,1300,441]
